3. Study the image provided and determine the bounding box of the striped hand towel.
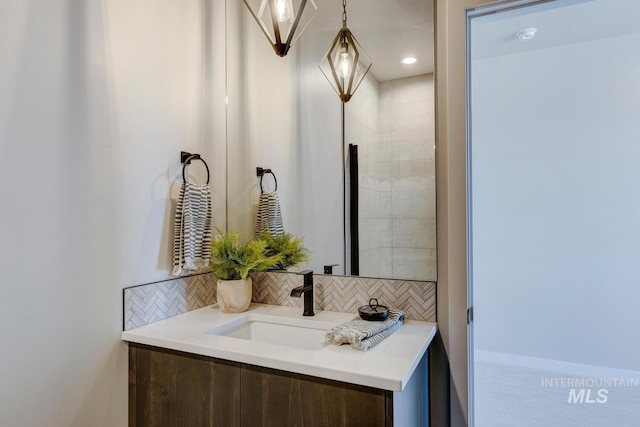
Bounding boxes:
[324,309,405,351]
[172,181,212,276]
[255,191,284,237]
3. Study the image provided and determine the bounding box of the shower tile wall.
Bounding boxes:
[381,74,436,280]
[347,74,436,280]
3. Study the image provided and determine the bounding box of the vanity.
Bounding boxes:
[123,304,437,426]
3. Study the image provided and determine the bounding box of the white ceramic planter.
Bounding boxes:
[217,278,252,313]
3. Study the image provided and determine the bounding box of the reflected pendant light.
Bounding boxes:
[243,0,319,57]
[319,0,372,103]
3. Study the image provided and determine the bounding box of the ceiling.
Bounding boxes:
[471,0,640,60]
[308,0,434,82]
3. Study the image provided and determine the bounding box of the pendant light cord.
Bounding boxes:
[342,0,347,26]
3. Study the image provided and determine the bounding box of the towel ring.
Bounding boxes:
[182,155,210,184]
[260,170,278,193]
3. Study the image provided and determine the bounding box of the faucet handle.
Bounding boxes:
[323,264,339,274]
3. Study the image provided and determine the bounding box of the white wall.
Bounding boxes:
[0,1,225,425]
[471,32,640,370]
[226,3,344,273]
[435,1,488,425]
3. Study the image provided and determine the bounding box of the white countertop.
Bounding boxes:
[121,303,437,391]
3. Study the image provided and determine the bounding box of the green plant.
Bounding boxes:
[210,231,282,280]
[259,231,311,270]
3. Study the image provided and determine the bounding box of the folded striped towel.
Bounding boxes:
[324,309,405,351]
[172,181,212,276]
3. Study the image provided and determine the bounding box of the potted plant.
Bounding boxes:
[210,231,282,313]
[259,230,311,270]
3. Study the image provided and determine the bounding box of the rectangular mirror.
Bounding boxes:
[342,0,435,281]
[225,0,435,281]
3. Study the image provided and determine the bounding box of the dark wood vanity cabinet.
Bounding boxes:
[129,344,241,427]
[129,343,394,427]
[240,363,391,427]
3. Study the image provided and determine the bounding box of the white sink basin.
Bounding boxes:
[206,314,336,350]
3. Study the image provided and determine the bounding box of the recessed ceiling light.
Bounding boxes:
[401,57,418,65]
[516,28,537,41]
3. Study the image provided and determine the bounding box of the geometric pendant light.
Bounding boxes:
[319,0,372,102]
[243,0,319,57]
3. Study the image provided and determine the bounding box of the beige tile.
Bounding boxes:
[358,248,371,273]
[391,186,436,219]
[389,74,433,104]
[391,159,434,181]
[379,248,393,277]
[393,218,436,249]
[391,170,435,192]
[378,218,393,247]
[377,191,392,218]
[359,188,377,218]
[366,127,378,145]
[379,81,391,106]
[378,161,392,191]
[392,128,435,145]
[392,248,437,281]
[390,101,431,132]
[378,142,393,161]
[392,140,429,161]
[358,219,373,250]
[368,248,381,276]
[378,108,391,133]
[359,248,380,277]
[379,130,393,143]
[346,117,367,144]
[366,103,380,132]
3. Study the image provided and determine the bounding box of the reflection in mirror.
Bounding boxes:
[341,0,436,281]
[225,0,435,282]
[346,75,436,281]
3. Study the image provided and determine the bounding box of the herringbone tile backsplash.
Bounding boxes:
[123,272,436,330]
[123,273,216,330]
[251,272,436,322]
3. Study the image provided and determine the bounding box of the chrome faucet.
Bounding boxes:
[290,270,315,316]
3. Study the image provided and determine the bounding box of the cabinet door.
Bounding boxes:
[129,344,241,427]
[240,364,392,427]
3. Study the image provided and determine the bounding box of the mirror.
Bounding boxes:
[340,0,436,281]
[225,0,435,281]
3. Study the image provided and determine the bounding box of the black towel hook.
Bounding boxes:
[181,151,210,184]
[257,167,278,193]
